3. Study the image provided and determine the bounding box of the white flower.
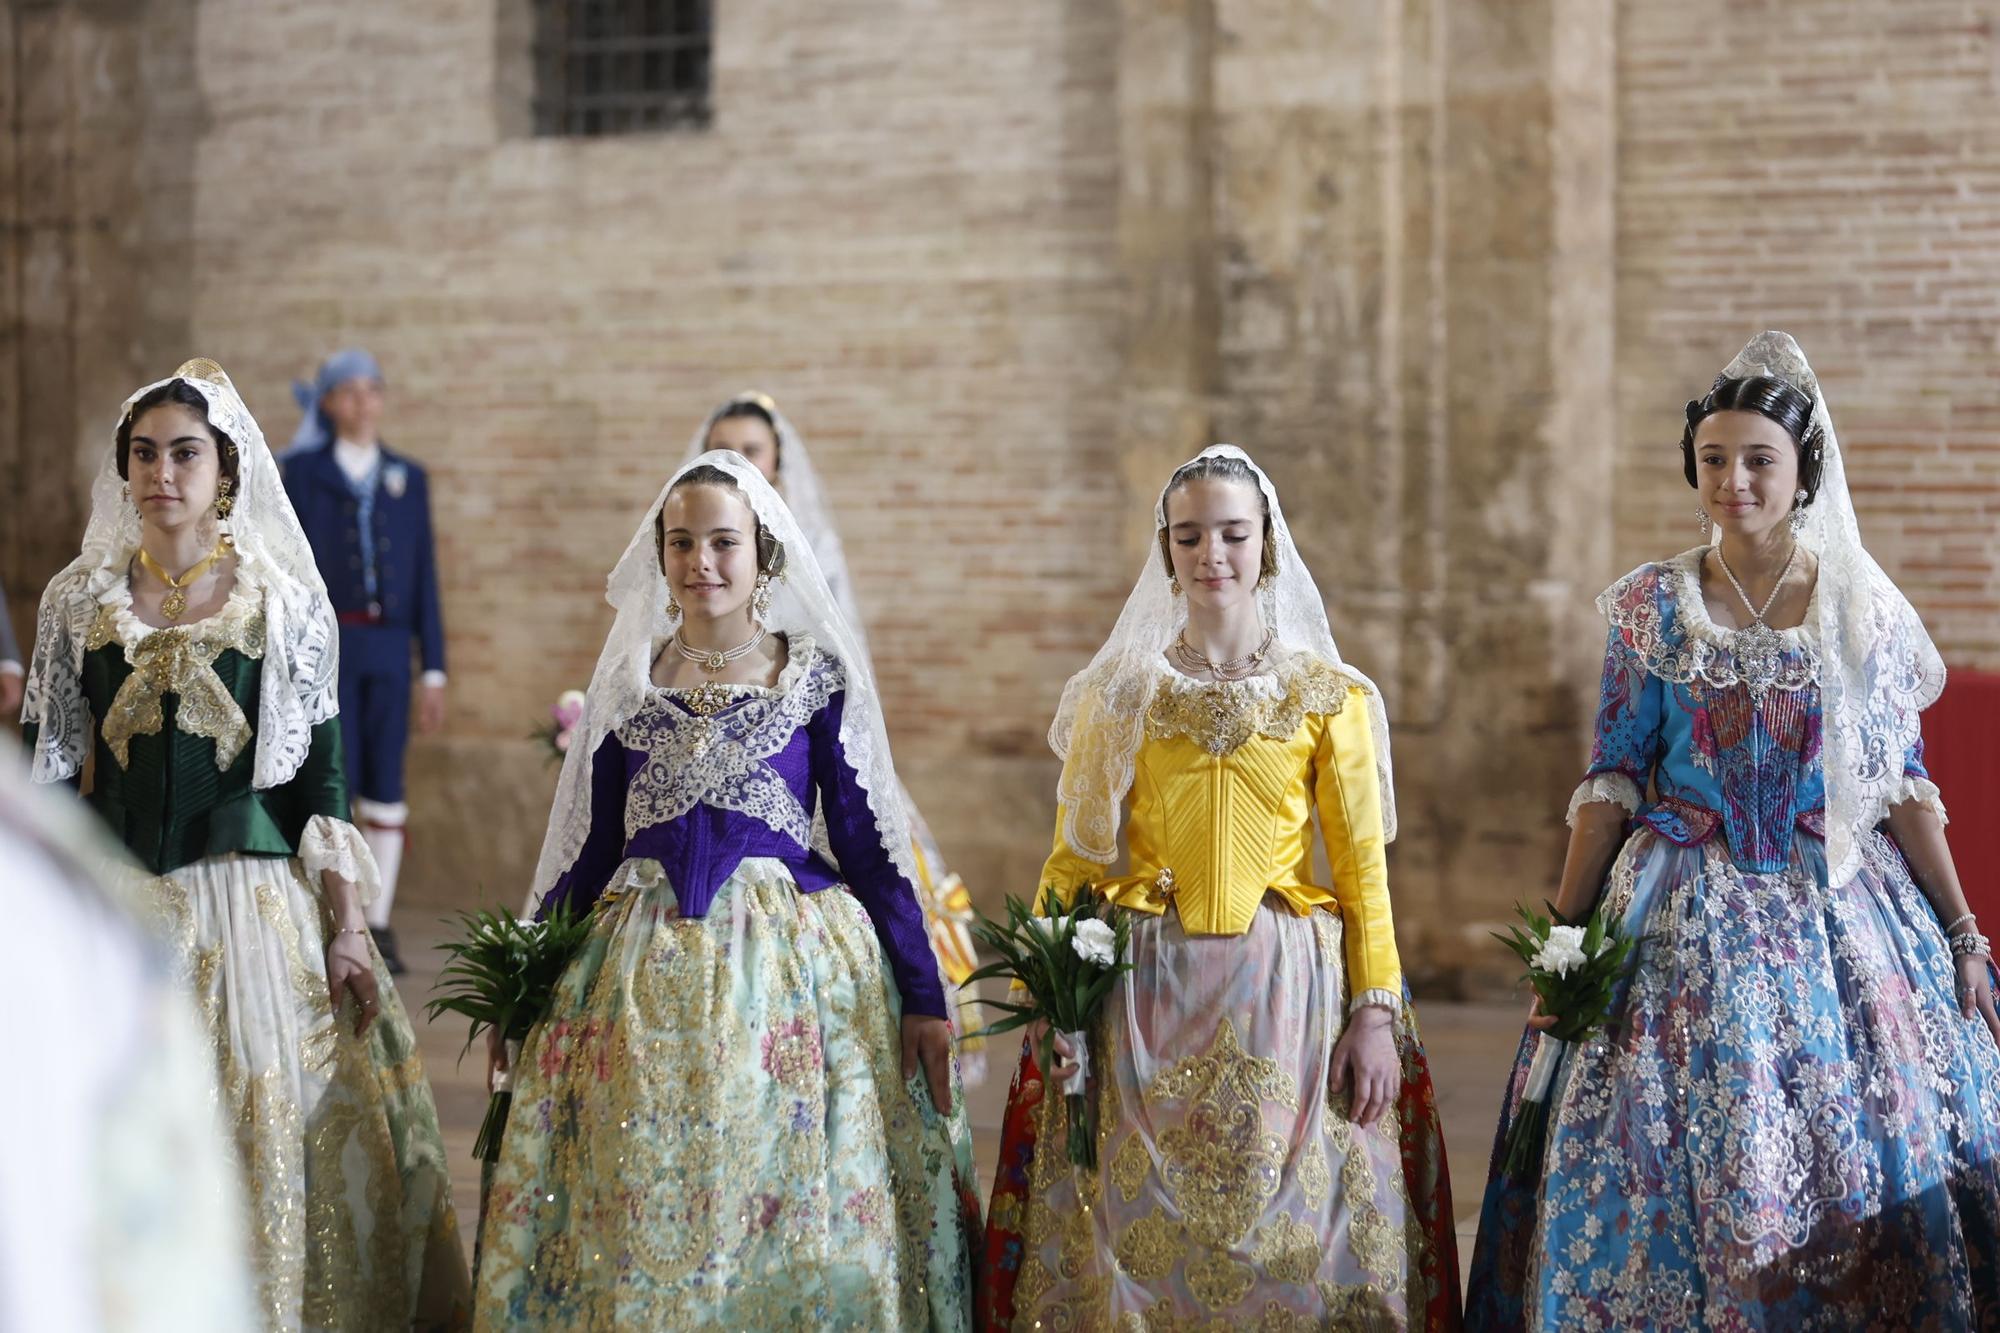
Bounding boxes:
[1071,918,1118,968]
[1530,923,1590,978]
[1026,916,1058,939]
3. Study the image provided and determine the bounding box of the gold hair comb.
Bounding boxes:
[175,357,235,391]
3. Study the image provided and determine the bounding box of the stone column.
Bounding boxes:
[1117,0,1618,989]
[2,0,202,628]
[1403,0,1618,985]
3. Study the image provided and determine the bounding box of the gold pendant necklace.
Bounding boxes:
[136,540,227,622]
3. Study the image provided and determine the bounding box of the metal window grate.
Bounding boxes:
[533,0,712,137]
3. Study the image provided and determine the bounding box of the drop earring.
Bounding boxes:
[214,476,235,519]
[666,593,682,620]
[1696,505,1711,537]
[1789,489,1808,534]
[751,572,774,622]
[1168,575,1183,597]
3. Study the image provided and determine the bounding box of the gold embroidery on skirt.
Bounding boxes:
[1185,1246,1255,1310]
[481,875,945,1329]
[1251,1213,1321,1286]
[1113,1205,1186,1280]
[1335,1111,1398,1281]
[1111,1130,1152,1202]
[1319,1279,1404,1332]
[1150,1018,1297,1248]
[1296,1141,1330,1208]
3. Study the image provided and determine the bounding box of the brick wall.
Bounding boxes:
[1615,1,2000,664]
[7,0,1129,914]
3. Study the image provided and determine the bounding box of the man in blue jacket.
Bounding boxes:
[280,349,445,973]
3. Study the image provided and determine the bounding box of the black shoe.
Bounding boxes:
[371,925,407,976]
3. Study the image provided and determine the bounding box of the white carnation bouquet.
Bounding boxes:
[1494,903,1636,1179]
[965,886,1132,1169]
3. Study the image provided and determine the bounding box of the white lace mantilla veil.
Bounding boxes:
[23,359,340,792]
[682,392,868,667]
[1681,330,1945,887]
[523,449,917,916]
[1049,443,1397,866]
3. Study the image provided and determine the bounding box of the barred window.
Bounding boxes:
[533,0,712,137]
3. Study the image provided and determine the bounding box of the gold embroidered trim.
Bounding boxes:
[1144,656,1354,757]
[88,600,265,770]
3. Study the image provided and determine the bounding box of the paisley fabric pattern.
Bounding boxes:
[474,858,980,1331]
[1466,560,2000,1332]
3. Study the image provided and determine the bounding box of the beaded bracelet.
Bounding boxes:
[1948,930,1993,960]
[1944,911,1979,936]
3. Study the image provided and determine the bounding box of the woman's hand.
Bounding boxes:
[1027,1018,1081,1086]
[1527,990,1557,1033]
[325,929,380,1036]
[487,1025,511,1088]
[1330,1006,1398,1128]
[1956,953,2000,1046]
[901,1014,955,1115]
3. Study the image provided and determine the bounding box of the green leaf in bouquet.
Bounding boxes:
[962,959,1024,988]
[425,901,592,1061]
[1582,913,1607,957]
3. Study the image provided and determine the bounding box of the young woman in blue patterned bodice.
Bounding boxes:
[1467,333,2000,1331]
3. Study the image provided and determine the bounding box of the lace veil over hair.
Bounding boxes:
[1048,443,1396,865]
[23,359,340,791]
[1711,331,1946,886]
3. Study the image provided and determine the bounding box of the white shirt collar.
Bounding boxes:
[331,437,382,486]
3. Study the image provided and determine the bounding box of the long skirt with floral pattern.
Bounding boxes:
[472,856,982,1331]
[981,898,1462,1331]
[1466,828,2000,1332]
[122,851,471,1333]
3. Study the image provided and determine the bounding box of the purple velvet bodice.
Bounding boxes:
[537,646,945,1017]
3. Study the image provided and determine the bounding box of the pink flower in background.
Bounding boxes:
[533,688,588,764]
[553,690,586,732]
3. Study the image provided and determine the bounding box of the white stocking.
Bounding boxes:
[352,798,407,930]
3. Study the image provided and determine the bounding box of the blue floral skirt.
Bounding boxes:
[1467,829,2000,1331]
[473,857,980,1330]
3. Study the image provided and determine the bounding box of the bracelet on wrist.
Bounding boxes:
[1944,911,1978,937]
[1948,930,1992,961]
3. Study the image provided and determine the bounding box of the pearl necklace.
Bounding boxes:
[672,625,766,676]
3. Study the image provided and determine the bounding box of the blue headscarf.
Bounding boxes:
[283,347,383,456]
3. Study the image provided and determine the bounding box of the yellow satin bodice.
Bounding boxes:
[1040,656,1402,1003]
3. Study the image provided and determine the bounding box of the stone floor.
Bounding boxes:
[397,919,1523,1301]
